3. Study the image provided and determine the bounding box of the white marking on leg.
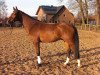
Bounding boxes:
[77,59,81,67]
[37,56,41,64]
[64,57,69,65]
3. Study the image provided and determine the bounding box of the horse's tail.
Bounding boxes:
[73,26,80,59]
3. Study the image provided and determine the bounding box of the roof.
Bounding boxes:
[51,5,66,18]
[51,5,74,20]
[36,5,64,15]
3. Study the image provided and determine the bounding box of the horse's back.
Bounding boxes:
[39,22,75,42]
[39,23,61,42]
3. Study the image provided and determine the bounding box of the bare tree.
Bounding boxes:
[96,0,100,25]
[58,0,96,24]
[58,0,86,24]
[0,0,7,19]
[88,0,95,14]
[76,0,85,24]
[84,0,88,24]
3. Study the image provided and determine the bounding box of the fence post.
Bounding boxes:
[95,25,98,31]
[85,24,86,30]
[81,24,82,30]
[89,24,90,31]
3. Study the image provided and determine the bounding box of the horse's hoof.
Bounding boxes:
[63,63,70,67]
[38,64,42,67]
[63,64,66,67]
[37,62,42,67]
[77,65,82,68]
[36,64,42,69]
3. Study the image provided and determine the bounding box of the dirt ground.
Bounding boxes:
[0,27,100,75]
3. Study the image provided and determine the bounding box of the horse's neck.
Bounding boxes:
[21,14,36,34]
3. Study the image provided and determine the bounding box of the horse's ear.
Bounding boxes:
[15,6,18,10]
[13,7,15,10]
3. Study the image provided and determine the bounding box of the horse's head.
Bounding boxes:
[7,7,20,24]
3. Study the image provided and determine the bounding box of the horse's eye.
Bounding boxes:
[14,13,16,15]
[13,12,16,15]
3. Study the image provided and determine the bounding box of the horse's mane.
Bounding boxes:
[19,10,40,21]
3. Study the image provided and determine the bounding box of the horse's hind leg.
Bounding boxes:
[69,42,81,67]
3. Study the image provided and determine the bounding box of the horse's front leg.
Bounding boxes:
[64,49,71,65]
[33,42,41,66]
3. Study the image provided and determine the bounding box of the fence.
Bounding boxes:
[75,24,100,32]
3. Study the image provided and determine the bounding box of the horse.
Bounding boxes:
[7,7,81,67]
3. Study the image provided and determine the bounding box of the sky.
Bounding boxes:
[6,0,62,17]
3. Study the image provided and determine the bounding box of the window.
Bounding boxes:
[55,21,57,23]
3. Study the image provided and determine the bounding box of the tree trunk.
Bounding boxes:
[85,0,88,24]
[76,0,85,24]
[96,0,100,25]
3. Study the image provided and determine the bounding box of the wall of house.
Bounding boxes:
[37,8,46,21]
[53,9,74,24]
[36,6,56,23]
[46,14,54,23]
[37,9,54,23]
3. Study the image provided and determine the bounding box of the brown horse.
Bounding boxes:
[8,7,80,67]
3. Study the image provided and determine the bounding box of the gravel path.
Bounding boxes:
[0,28,100,75]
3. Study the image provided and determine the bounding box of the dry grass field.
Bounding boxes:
[0,27,100,75]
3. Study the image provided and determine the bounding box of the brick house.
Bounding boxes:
[0,18,7,27]
[36,5,74,24]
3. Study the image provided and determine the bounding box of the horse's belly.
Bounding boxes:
[40,33,60,43]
